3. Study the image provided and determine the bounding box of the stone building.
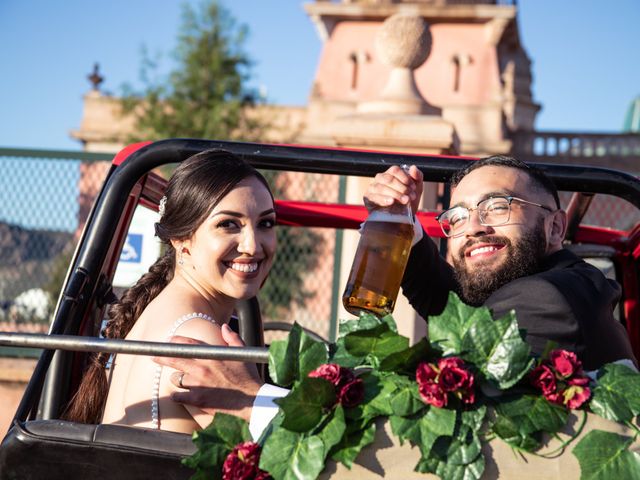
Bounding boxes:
[69,0,640,341]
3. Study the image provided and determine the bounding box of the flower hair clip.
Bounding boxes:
[158,196,167,217]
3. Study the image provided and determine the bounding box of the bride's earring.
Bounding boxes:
[178,247,185,266]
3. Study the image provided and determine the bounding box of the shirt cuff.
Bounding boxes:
[249,383,289,440]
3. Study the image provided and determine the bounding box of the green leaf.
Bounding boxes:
[416,449,485,480]
[573,430,640,480]
[379,337,432,373]
[492,394,568,451]
[267,340,291,386]
[428,292,490,355]
[346,371,396,422]
[388,375,425,417]
[268,323,329,387]
[590,363,640,423]
[491,414,541,452]
[330,421,377,469]
[459,406,487,433]
[461,311,533,389]
[317,406,347,453]
[378,313,399,333]
[443,428,482,467]
[418,406,457,457]
[274,377,336,432]
[338,312,388,338]
[331,338,365,368]
[183,413,251,479]
[260,428,326,480]
[344,323,409,365]
[442,408,487,468]
[390,413,422,445]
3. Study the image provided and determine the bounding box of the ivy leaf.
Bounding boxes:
[492,394,568,451]
[268,323,329,387]
[418,406,457,457]
[274,377,336,432]
[390,413,423,446]
[387,375,426,417]
[183,413,251,479]
[317,406,347,453]
[379,337,432,373]
[459,406,487,433]
[346,371,396,422]
[590,363,640,423]
[416,449,485,480]
[331,338,365,368]
[330,421,377,469]
[338,312,388,337]
[391,406,459,462]
[344,323,409,365]
[461,311,533,389]
[428,292,490,355]
[491,414,540,452]
[259,428,326,480]
[573,430,640,480]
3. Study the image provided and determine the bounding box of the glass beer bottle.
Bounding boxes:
[342,170,414,317]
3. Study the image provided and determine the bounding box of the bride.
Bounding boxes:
[64,149,275,433]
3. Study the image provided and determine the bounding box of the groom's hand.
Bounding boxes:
[153,324,263,421]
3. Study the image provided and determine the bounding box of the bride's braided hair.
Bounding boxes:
[63,149,272,423]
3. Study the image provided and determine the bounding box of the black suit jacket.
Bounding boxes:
[401,236,637,371]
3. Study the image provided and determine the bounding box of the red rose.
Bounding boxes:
[530,364,557,396]
[338,378,365,407]
[222,442,270,480]
[544,391,563,405]
[568,375,589,387]
[416,361,438,385]
[459,387,476,405]
[418,381,447,408]
[308,363,343,385]
[438,357,473,392]
[309,364,362,407]
[561,375,591,409]
[549,350,582,379]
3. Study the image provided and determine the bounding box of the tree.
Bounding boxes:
[122,0,263,141]
[121,0,318,319]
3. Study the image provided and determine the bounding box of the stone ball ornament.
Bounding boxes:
[376,13,432,70]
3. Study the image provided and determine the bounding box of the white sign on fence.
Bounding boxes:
[113,206,162,288]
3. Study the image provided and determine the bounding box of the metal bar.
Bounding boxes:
[0,332,269,363]
[565,192,595,241]
[0,147,114,161]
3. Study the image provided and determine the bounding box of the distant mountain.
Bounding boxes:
[0,222,74,300]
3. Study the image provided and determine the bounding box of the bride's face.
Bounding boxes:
[183,176,276,300]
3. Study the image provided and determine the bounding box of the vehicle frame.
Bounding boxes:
[2,138,640,479]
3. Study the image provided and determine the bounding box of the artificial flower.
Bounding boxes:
[222,441,271,480]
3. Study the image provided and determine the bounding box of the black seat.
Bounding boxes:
[0,420,195,480]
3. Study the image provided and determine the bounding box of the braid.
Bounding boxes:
[105,248,175,339]
[63,248,175,423]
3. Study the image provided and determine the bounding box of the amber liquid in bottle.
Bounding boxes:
[342,210,414,317]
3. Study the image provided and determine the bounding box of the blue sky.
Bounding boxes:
[0,0,638,151]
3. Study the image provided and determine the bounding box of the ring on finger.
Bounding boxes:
[178,372,186,389]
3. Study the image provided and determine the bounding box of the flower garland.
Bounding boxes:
[184,292,640,480]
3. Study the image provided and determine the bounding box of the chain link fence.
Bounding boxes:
[0,149,346,346]
[1,147,638,349]
[0,149,112,356]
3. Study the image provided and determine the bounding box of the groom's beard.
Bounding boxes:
[451,219,548,307]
